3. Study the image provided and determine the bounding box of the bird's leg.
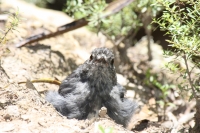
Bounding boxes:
[87,95,102,121]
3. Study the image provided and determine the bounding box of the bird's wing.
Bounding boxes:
[104,84,138,127]
[47,63,92,119]
[58,63,88,96]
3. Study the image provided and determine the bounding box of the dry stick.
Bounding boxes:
[115,25,139,46]
[15,0,135,48]
[0,28,12,44]
[15,18,88,47]
[183,53,198,99]
[0,62,10,79]
[18,79,61,85]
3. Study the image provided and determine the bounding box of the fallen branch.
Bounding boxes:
[15,0,134,48]
[15,18,88,47]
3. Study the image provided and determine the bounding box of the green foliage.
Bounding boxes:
[64,0,107,19]
[164,62,180,73]
[145,70,175,110]
[155,0,200,55]
[0,9,21,67]
[64,0,162,42]
[99,2,141,40]
[154,0,200,100]
[98,125,113,133]
[0,9,21,44]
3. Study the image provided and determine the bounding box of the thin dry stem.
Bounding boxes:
[183,54,198,99]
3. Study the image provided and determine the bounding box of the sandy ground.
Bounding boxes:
[0,0,193,133]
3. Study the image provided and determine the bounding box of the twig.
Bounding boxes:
[18,78,61,85]
[115,25,139,46]
[0,27,11,44]
[0,61,10,79]
[183,53,198,99]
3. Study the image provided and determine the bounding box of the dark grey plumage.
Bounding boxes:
[46,47,138,127]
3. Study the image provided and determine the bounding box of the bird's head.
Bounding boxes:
[88,47,115,69]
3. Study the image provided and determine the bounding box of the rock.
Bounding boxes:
[6,105,20,117]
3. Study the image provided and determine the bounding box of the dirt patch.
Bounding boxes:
[0,0,193,133]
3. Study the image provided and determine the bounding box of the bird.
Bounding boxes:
[46,47,138,127]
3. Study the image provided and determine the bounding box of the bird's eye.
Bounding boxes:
[111,59,114,66]
[120,92,124,99]
[90,55,93,60]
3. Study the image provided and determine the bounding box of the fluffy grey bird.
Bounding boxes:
[46,47,138,127]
